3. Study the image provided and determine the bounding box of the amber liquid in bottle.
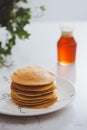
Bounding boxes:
[57,30,77,65]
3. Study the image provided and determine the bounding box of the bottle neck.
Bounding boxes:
[61,31,73,38]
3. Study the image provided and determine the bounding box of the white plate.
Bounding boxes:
[0,77,75,116]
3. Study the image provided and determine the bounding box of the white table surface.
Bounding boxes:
[0,22,87,130]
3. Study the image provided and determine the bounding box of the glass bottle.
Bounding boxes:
[57,28,77,65]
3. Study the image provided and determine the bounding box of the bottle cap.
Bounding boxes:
[61,27,73,37]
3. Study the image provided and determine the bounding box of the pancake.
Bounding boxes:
[11,87,56,97]
[11,96,57,108]
[11,92,57,105]
[11,66,56,86]
[11,82,56,92]
[11,91,57,101]
[11,83,56,94]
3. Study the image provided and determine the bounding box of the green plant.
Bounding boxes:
[0,0,31,65]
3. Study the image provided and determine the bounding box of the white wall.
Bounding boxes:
[29,0,87,22]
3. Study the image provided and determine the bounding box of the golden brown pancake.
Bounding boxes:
[11,66,56,86]
[11,91,57,101]
[11,85,56,97]
[11,92,57,105]
[11,96,57,108]
[11,82,56,92]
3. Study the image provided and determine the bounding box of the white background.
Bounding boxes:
[28,0,87,21]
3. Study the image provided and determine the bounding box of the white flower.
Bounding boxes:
[0,27,11,48]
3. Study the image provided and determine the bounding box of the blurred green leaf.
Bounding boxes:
[40,6,45,11]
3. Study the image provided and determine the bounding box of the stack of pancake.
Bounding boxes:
[10,66,58,108]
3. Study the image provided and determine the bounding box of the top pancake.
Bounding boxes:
[11,66,56,86]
